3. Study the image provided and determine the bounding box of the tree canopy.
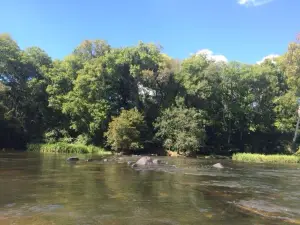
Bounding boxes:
[1,33,300,154]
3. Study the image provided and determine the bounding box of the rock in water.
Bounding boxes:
[136,156,153,165]
[127,161,135,166]
[153,159,162,164]
[132,156,153,167]
[212,163,224,169]
[130,156,166,168]
[67,157,79,162]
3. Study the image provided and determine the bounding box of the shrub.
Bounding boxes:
[105,108,146,153]
[44,129,72,143]
[74,134,92,145]
[154,98,206,154]
[232,153,300,164]
[27,142,111,155]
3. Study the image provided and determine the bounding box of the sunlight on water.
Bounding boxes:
[0,152,300,225]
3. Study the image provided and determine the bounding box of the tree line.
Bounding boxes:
[1,33,300,155]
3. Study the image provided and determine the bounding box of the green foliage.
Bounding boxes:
[281,43,300,94]
[176,54,224,99]
[27,142,110,155]
[272,43,300,133]
[154,98,206,153]
[43,129,72,143]
[232,153,300,164]
[61,58,110,135]
[73,39,111,61]
[0,34,55,147]
[1,33,300,155]
[105,108,146,152]
[74,134,92,145]
[274,91,297,132]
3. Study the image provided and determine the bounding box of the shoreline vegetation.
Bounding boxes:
[27,143,111,155]
[4,143,300,165]
[233,153,300,164]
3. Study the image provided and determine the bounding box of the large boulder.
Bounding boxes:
[135,156,153,166]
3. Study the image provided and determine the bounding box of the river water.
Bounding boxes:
[0,152,300,225]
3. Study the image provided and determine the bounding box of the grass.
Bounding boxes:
[232,153,300,164]
[27,142,111,155]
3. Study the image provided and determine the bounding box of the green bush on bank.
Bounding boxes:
[27,142,111,155]
[232,153,300,164]
[295,148,300,156]
[105,108,146,153]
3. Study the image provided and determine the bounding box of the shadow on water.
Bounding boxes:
[0,153,300,224]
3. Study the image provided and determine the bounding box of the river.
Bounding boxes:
[0,152,300,225]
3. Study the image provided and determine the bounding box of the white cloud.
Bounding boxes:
[195,49,228,63]
[238,0,274,7]
[256,54,279,64]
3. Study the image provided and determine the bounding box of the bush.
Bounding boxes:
[154,98,206,154]
[27,142,111,155]
[74,134,92,145]
[105,108,146,153]
[44,129,72,143]
[232,153,300,164]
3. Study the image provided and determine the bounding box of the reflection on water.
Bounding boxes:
[0,152,300,225]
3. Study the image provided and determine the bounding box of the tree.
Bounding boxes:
[0,73,25,149]
[61,57,112,137]
[73,40,110,61]
[154,98,206,154]
[219,62,281,143]
[0,34,55,144]
[273,43,300,133]
[0,34,23,84]
[176,54,219,100]
[1,33,299,155]
[105,108,146,153]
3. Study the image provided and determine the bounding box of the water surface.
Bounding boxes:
[1,152,300,225]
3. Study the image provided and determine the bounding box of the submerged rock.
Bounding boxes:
[212,163,224,169]
[153,159,162,164]
[67,157,79,162]
[205,155,230,159]
[233,200,300,224]
[127,161,135,166]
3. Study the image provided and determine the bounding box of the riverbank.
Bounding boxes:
[22,144,300,164]
[232,153,300,164]
[27,143,111,155]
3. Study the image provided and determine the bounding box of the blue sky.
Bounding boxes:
[0,0,298,63]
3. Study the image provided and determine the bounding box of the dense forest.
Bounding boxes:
[1,33,300,155]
